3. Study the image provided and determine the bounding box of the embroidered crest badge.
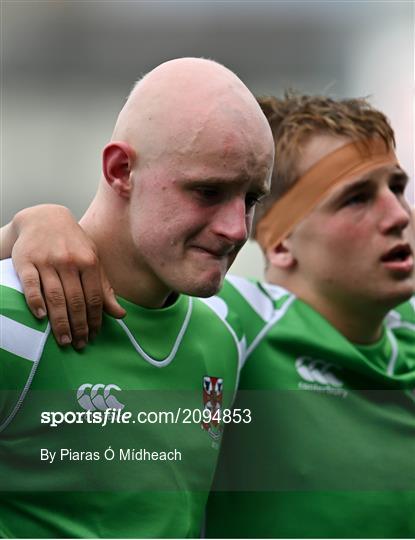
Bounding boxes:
[201,376,223,440]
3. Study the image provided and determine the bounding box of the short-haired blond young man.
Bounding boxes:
[2,94,414,538]
[206,94,415,538]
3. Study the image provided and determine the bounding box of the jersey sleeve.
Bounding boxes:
[0,259,49,432]
[216,275,294,349]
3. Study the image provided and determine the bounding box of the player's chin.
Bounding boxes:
[378,281,415,309]
[393,283,414,303]
[186,267,227,298]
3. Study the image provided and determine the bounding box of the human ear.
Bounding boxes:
[266,237,296,269]
[102,141,136,199]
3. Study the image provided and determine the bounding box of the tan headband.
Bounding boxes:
[255,138,398,251]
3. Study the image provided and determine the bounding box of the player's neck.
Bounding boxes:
[266,270,387,344]
[299,293,386,344]
[80,209,174,309]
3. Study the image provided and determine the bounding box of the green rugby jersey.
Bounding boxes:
[0,259,242,538]
[206,275,415,538]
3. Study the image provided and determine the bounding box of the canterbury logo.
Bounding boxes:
[295,357,343,387]
[77,383,125,411]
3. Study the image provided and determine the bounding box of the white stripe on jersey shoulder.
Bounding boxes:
[0,259,51,432]
[199,296,246,383]
[0,318,50,433]
[0,258,50,362]
[410,296,415,312]
[0,258,23,293]
[0,315,50,362]
[243,294,296,366]
[225,275,277,322]
[259,281,291,301]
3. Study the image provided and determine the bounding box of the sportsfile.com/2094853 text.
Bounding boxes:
[40,408,252,428]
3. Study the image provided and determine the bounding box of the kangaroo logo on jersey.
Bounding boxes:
[77,383,125,411]
[295,357,348,398]
[201,376,223,441]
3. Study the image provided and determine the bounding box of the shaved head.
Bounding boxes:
[83,57,274,307]
[111,57,271,170]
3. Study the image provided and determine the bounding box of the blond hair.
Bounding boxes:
[253,92,395,235]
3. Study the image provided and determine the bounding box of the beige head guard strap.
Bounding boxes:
[255,138,398,251]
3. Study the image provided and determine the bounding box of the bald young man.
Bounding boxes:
[0,58,274,538]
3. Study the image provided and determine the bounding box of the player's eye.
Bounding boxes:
[390,182,406,196]
[193,187,224,205]
[342,192,370,207]
[197,187,220,198]
[245,193,261,210]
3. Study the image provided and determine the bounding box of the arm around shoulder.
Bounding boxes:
[2,204,125,350]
